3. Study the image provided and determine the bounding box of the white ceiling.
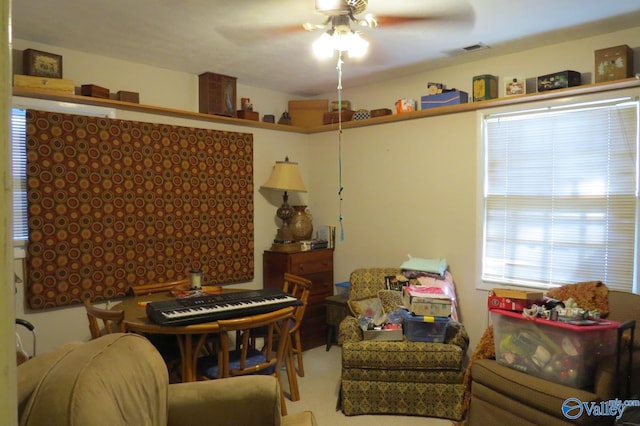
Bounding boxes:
[11,0,640,97]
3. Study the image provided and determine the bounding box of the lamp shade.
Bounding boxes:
[262,159,307,192]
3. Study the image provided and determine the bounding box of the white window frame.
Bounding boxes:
[10,97,116,259]
[476,89,640,294]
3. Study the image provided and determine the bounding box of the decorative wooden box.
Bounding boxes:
[81,84,110,99]
[13,74,74,94]
[198,72,237,117]
[116,90,140,103]
[236,110,259,121]
[323,110,355,125]
[595,45,634,83]
[370,108,392,118]
[23,49,62,78]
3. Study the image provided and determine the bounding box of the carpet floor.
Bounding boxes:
[283,344,454,425]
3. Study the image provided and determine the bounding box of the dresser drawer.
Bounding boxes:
[289,250,333,275]
[305,271,333,303]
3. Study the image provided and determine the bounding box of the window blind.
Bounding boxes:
[11,108,28,241]
[483,98,639,292]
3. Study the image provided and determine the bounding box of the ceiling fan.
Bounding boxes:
[301,0,475,59]
[301,0,475,34]
[302,0,378,32]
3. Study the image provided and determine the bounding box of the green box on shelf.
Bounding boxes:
[473,74,498,101]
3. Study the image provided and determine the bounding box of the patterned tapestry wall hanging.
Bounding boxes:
[26,110,254,309]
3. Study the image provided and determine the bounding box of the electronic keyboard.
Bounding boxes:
[145,288,301,326]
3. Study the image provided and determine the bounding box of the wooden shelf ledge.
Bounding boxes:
[14,77,640,135]
[12,88,308,133]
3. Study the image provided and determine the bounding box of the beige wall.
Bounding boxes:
[10,26,640,360]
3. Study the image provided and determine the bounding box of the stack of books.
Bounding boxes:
[316,225,336,249]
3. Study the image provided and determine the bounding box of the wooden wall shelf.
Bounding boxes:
[308,77,640,133]
[12,88,308,134]
[13,77,640,135]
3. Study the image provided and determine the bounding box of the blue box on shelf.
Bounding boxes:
[401,310,450,342]
[420,90,468,110]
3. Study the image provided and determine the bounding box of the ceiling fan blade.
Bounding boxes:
[373,3,475,28]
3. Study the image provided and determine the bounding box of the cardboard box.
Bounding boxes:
[421,90,468,110]
[13,74,75,94]
[595,45,634,83]
[402,286,452,316]
[288,99,328,128]
[488,288,543,311]
[492,288,544,300]
[401,311,449,342]
[537,70,581,92]
[491,309,618,388]
[81,84,110,99]
[363,325,403,341]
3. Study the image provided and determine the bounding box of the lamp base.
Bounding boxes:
[275,226,294,242]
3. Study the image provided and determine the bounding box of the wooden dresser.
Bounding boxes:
[263,248,334,350]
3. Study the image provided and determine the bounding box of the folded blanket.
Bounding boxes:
[401,255,448,276]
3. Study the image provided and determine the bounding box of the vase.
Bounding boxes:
[290,205,313,241]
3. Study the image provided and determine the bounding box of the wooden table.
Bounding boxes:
[113,289,244,382]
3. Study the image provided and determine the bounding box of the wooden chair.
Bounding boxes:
[241,273,312,402]
[196,306,294,416]
[127,280,192,380]
[83,298,125,339]
[282,273,312,378]
[127,278,190,296]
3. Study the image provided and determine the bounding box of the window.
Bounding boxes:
[10,98,115,252]
[482,96,639,293]
[11,108,28,242]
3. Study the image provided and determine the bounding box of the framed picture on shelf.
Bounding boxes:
[504,77,526,96]
[23,49,63,79]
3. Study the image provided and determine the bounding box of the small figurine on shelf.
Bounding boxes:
[241,97,253,111]
[278,111,291,125]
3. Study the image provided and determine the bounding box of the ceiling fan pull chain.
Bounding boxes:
[336,53,345,243]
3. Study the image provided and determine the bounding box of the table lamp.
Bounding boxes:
[262,157,307,245]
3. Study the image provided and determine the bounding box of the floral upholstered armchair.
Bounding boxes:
[339,267,469,420]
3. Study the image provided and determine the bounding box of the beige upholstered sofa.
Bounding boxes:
[17,333,317,426]
[467,289,640,426]
[339,267,469,420]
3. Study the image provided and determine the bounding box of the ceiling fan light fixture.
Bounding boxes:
[345,32,368,58]
[313,32,337,59]
[312,30,369,59]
